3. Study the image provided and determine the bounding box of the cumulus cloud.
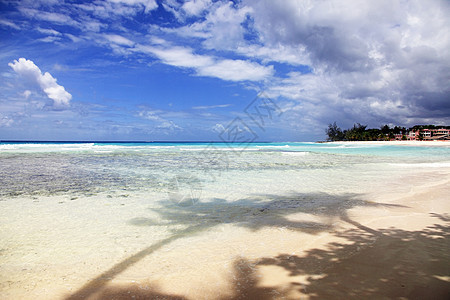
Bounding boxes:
[236,44,310,66]
[242,0,450,126]
[181,0,211,16]
[160,0,447,122]
[168,1,252,50]
[6,0,450,135]
[159,0,450,126]
[9,58,72,108]
[200,2,252,50]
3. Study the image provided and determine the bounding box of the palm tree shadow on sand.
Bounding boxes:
[66,191,416,299]
[254,214,450,299]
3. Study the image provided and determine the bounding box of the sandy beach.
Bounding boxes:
[1,142,449,299]
[329,140,450,147]
[68,184,450,300]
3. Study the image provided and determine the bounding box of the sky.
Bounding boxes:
[0,0,449,142]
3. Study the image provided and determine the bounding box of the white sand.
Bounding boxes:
[1,146,449,299]
[329,140,450,147]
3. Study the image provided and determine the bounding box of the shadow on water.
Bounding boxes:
[66,192,426,299]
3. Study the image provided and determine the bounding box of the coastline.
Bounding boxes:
[0,144,449,299]
[327,140,450,147]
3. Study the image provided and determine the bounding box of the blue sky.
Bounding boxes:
[1,0,449,141]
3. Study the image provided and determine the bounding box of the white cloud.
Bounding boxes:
[138,109,164,121]
[134,44,273,81]
[6,0,450,133]
[138,109,183,133]
[193,104,231,109]
[9,58,72,108]
[182,0,212,16]
[73,0,157,24]
[65,33,83,43]
[38,36,61,43]
[19,8,77,25]
[212,123,225,133]
[238,0,450,127]
[23,90,32,99]
[108,0,158,13]
[236,44,310,66]
[0,114,14,127]
[104,34,135,47]
[168,1,252,50]
[37,27,61,36]
[137,45,214,68]
[0,19,21,30]
[198,59,273,81]
[156,120,182,131]
[81,20,104,32]
[202,2,252,50]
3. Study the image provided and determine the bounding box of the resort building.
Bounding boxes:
[407,131,418,140]
[406,128,450,141]
[393,133,403,141]
[436,129,449,135]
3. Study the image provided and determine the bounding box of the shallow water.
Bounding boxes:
[0,142,449,299]
[1,142,448,200]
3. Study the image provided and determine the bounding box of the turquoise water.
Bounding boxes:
[1,141,449,158]
[1,142,449,200]
[2,141,449,157]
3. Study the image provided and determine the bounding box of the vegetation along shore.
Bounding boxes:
[326,123,450,142]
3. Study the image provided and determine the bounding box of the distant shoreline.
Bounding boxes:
[327,140,450,146]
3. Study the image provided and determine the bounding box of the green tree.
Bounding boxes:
[326,122,344,141]
[366,128,382,141]
[381,125,390,135]
[345,123,367,141]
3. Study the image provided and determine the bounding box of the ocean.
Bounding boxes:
[1,141,448,200]
[1,142,449,299]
